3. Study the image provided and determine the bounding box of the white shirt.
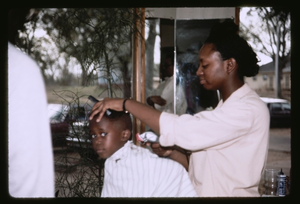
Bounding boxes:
[159,83,269,197]
[8,43,55,197]
[151,76,187,115]
[101,141,198,197]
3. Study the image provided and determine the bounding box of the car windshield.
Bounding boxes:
[270,102,291,112]
[272,103,282,111]
[282,103,291,111]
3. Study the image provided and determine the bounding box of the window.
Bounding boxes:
[269,76,273,88]
[271,103,282,112]
[263,75,268,81]
[282,103,291,111]
[285,75,290,88]
[253,76,257,81]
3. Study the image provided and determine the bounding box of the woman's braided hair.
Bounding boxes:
[205,19,260,79]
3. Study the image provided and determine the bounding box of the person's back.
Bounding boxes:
[8,8,54,197]
[89,110,197,197]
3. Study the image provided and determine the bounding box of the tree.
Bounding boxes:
[40,8,141,96]
[240,7,291,98]
[15,8,142,96]
[12,8,144,197]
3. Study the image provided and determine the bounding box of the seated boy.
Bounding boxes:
[89,109,197,197]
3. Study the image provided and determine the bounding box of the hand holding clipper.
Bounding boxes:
[136,131,159,144]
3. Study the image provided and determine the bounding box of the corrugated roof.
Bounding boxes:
[259,62,274,73]
[259,61,290,73]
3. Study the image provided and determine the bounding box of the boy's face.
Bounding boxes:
[89,117,128,159]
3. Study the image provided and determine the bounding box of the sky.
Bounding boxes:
[239,7,273,66]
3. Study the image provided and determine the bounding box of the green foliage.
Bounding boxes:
[14,8,144,197]
[15,8,142,98]
[39,8,140,91]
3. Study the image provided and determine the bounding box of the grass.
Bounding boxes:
[46,85,124,104]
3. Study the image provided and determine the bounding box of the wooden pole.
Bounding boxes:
[132,8,146,141]
[132,8,140,141]
[140,7,146,133]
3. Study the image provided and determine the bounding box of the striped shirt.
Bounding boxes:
[101,141,198,197]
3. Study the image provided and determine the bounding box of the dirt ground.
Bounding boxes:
[258,127,291,196]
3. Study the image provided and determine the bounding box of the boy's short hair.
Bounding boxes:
[91,109,132,140]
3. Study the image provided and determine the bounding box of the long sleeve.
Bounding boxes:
[159,84,269,197]
[159,97,253,150]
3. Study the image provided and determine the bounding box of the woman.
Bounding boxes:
[89,19,269,197]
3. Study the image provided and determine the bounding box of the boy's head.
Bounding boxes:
[89,109,132,159]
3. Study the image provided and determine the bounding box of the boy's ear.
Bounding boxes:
[121,129,131,141]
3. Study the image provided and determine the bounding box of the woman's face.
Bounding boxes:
[161,57,174,78]
[89,117,125,159]
[196,43,227,90]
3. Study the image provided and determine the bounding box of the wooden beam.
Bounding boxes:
[140,7,146,133]
[132,8,140,142]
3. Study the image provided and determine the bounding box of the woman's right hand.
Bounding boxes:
[146,142,189,171]
[146,142,174,157]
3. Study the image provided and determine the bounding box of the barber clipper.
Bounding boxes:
[88,95,111,115]
[88,95,99,103]
[136,131,159,144]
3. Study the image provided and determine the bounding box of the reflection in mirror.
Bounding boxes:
[175,19,226,115]
[145,18,160,103]
[145,19,180,115]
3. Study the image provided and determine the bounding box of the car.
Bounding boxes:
[63,104,99,161]
[48,103,92,147]
[260,97,291,127]
[48,104,69,147]
[66,120,99,161]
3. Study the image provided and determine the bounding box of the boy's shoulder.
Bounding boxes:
[127,141,184,167]
[127,141,158,157]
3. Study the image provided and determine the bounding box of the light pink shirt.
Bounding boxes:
[159,83,269,197]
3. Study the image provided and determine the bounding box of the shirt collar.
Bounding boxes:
[107,140,132,161]
[216,83,252,108]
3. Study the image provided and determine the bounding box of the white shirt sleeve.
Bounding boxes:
[159,99,253,151]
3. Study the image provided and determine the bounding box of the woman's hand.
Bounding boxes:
[89,97,124,122]
[89,97,162,134]
[146,142,174,157]
[146,142,190,171]
[151,96,167,106]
